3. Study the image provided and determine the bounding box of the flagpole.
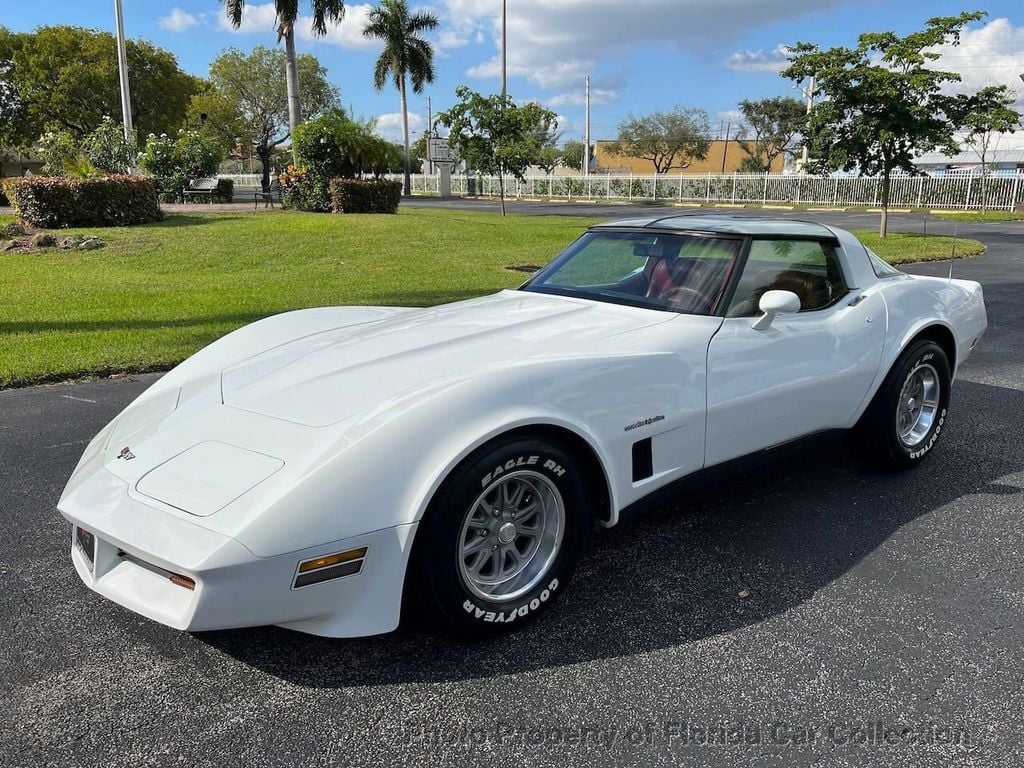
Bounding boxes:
[113,0,133,142]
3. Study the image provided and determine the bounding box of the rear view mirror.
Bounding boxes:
[752,290,801,330]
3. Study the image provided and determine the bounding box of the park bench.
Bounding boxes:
[254,179,282,209]
[182,177,219,202]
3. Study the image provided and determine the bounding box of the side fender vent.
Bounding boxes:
[631,438,654,482]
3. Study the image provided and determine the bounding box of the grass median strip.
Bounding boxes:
[0,208,985,388]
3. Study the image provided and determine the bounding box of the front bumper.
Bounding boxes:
[60,468,416,637]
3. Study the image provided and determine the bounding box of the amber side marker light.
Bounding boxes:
[169,573,196,591]
[294,547,368,588]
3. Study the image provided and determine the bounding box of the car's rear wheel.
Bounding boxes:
[411,434,590,638]
[850,339,951,470]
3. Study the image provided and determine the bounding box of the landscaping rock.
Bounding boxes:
[78,238,104,251]
[28,233,57,248]
[1,239,16,252]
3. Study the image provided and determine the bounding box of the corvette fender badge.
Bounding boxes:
[117,447,136,461]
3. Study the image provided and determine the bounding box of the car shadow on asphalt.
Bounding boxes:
[199,378,1023,687]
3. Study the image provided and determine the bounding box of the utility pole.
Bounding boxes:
[500,0,507,99]
[113,0,133,143]
[584,74,591,176]
[426,96,433,175]
[720,121,731,173]
[801,75,816,172]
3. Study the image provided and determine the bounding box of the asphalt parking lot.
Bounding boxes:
[1,206,1022,767]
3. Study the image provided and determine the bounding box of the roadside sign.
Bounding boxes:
[429,137,455,165]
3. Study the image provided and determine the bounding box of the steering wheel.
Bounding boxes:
[658,285,717,314]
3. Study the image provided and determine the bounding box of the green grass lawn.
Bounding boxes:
[932,210,1024,223]
[0,208,985,388]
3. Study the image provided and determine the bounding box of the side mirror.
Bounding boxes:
[751,290,801,330]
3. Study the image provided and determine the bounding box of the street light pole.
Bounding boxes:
[584,74,591,177]
[113,0,133,143]
[500,0,507,99]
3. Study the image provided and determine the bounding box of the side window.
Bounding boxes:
[726,239,848,317]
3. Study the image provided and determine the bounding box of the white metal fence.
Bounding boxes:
[218,172,1024,211]
[383,172,1024,211]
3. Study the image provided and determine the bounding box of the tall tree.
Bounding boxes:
[735,96,806,172]
[220,1,345,163]
[362,0,439,196]
[958,85,1021,212]
[197,46,339,191]
[0,26,199,144]
[607,107,711,174]
[783,11,987,237]
[560,140,591,173]
[438,86,557,216]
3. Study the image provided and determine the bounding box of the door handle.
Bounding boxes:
[847,294,868,307]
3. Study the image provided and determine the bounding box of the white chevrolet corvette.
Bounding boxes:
[60,215,987,638]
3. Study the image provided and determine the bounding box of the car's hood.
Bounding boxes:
[220,290,675,427]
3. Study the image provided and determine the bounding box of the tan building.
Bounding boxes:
[594,139,785,175]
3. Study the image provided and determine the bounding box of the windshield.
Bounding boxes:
[523,230,743,315]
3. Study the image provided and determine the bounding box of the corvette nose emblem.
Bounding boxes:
[117,447,136,461]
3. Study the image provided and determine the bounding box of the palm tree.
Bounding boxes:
[221,1,345,167]
[363,0,438,196]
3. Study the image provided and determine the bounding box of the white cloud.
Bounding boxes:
[725,44,791,73]
[217,2,278,33]
[928,18,1024,111]
[440,0,861,92]
[298,4,380,50]
[375,112,427,143]
[217,2,379,50]
[159,8,199,33]
[546,88,618,107]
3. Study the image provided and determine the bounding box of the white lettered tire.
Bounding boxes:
[410,434,590,638]
[850,339,952,470]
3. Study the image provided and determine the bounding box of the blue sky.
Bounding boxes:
[5,1,1024,144]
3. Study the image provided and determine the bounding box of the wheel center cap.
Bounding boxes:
[908,397,917,410]
[497,522,517,544]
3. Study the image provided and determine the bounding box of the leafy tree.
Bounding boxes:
[438,86,558,215]
[735,96,806,172]
[959,85,1021,211]
[0,59,24,146]
[293,108,400,179]
[560,140,592,173]
[220,1,346,163]
[783,11,988,237]
[607,106,711,173]
[363,0,439,196]
[0,26,199,143]
[197,46,339,191]
[535,145,561,174]
[410,134,426,172]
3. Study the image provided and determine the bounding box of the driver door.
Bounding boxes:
[704,238,885,466]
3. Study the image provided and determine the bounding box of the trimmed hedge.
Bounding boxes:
[329,179,401,214]
[3,175,162,228]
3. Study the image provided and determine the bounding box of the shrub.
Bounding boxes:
[138,130,223,198]
[280,166,332,212]
[4,175,162,228]
[81,117,137,174]
[329,179,402,214]
[213,178,234,203]
[293,109,404,180]
[0,180,9,207]
[38,131,81,176]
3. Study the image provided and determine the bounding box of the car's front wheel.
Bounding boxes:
[411,434,590,638]
[850,339,952,470]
